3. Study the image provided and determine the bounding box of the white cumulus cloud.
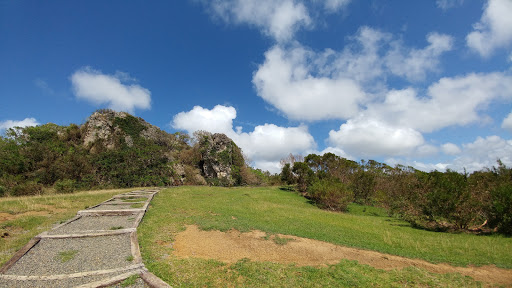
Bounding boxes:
[328,117,425,158]
[171,105,316,173]
[207,0,311,42]
[70,67,151,114]
[466,0,512,57]
[450,135,512,171]
[502,112,512,132]
[441,143,462,155]
[172,105,236,135]
[367,72,512,133]
[253,45,366,121]
[0,118,40,133]
[385,32,454,82]
[252,28,455,121]
[392,136,512,173]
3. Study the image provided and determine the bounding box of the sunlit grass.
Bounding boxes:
[138,186,512,287]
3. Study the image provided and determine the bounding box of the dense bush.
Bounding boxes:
[308,178,353,211]
[11,181,43,196]
[488,184,512,234]
[54,179,76,193]
[283,152,512,235]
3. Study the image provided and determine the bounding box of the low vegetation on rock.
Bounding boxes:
[0,109,273,197]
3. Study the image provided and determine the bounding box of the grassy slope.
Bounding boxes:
[0,188,137,266]
[138,186,512,287]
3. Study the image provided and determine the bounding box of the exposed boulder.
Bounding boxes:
[81,110,125,150]
[81,109,176,152]
[195,131,245,186]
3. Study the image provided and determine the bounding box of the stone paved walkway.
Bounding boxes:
[0,189,170,288]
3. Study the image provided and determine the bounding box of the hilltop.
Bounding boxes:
[0,109,263,196]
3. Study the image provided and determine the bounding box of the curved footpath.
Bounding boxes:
[0,189,171,288]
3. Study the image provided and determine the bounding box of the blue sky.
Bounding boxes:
[1,0,512,173]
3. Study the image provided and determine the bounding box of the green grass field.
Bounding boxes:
[138,186,512,287]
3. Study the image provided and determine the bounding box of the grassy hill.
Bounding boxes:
[138,186,512,287]
[2,186,511,286]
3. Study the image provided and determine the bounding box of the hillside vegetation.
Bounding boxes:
[1,110,510,236]
[0,109,268,197]
[281,153,512,235]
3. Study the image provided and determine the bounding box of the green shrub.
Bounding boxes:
[0,185,5,197]
[308,178,354,211]
[11,181,43,196]
[54,179,76,193]
[488,184,512,235]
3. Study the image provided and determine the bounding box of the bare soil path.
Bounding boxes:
[0,189,170,288]
[173,225,512,286]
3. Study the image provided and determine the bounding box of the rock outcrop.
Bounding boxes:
[80,110,246,186]
[81,110,175,151]
[195,131,245,186]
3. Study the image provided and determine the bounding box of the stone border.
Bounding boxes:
[38,228,136,239]
[0,188,171,288]
[0,237,41,274]
[0,264,144,281]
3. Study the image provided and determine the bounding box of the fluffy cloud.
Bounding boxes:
[0,118,39,133]
[502,112,512,132]
[70,67,151,113]
[367,72,512,133]
[451,135,512,171]
[172,105,236,135]
[208,0,311,42]
[385,32,454,82]
[252,28,454,121]
[318,146,353,160]
[466,0,512,57]
[441,143,462,155]
[391,136,512,173]
[253,45,366,121]
[321,27,391,84]
[172,105,316,173]
[328,117,425,158]
[330,28,453,83]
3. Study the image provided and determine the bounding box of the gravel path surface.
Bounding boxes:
[0,189,170,288]
[5,234,133,276]
[48,215,138,235]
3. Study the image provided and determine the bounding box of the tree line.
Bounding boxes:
[281,153,512,235]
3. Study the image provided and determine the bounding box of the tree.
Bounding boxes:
[292,162,315,192]
[280,163,294,185]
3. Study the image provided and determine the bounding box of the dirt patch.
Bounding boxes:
[0,213,16,223]
[0,210,61,225]
[173,225,512,285]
